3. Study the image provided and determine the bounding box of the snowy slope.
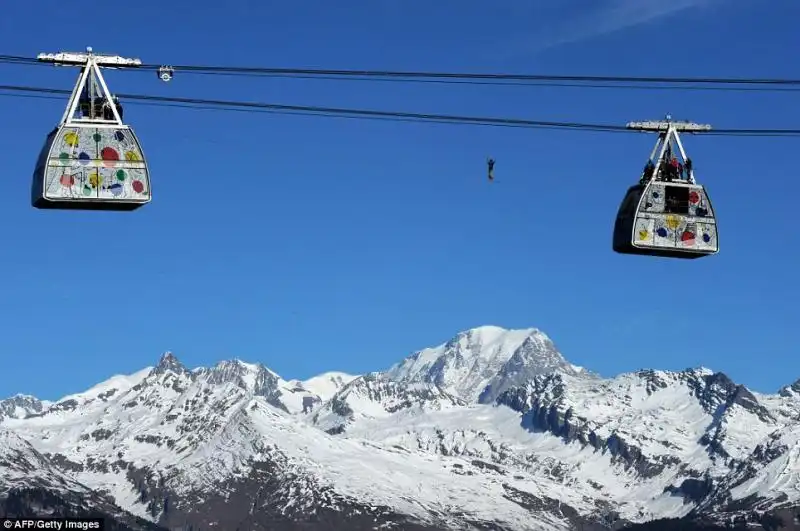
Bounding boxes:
[0,354,581,530]
[334,368,794,523]
[0,428,86,493]
[311,373,467,434]
[2,325,800,530]
[298,372,357,400]
[0,429,165,530]
[279,371,358,415]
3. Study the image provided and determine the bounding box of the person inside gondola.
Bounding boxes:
[78,84,102,118]
[101,98,114,120]
[78,93,92,118]
[684,157,693,180]
[113,96,124,121]
[656,156,668,181]
[665,195,680,213]
[99,96,123,121]
[669,157,679,181]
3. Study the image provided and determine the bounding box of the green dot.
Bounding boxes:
[93,133,102,142]
[83,185,92,196]
[59,152,70,160]
[116,170,126,181]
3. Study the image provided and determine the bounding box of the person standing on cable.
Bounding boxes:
[487,158,495,182]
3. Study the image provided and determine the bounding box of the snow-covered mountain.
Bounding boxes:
[0,394,50,422]
[2,325,799,530]
[386,326,587,403]
[0,429,165,529]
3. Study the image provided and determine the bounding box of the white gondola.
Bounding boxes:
[613,117,718,258]
[31,47,150,211]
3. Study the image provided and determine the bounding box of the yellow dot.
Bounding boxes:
[666,215,680,230]
[638,230,649,240]
[88,172,103,188]
[124,151,140,161]
[64,132,79,146]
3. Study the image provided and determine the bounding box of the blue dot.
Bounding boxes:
[78,152,91,165]
[653,192,660,198]
[702,233,711,243]
[657,228,667,237]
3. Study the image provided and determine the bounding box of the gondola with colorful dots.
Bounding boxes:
[613,115,719,259]
[31,47,151,211]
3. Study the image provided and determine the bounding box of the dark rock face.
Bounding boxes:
[0,488,167,531]
[664,476,714,504]
[0,485,447,531]
[495,367,784,485]
[152,352,189,377]
[311,373,465,433]
[202,359,288,412]
[686,372,773,423]
[778,379,800,399]
[499,483,627,531]
[137,454,453,531]
[0,395,47,421]
[495,375,681,479]
[622,518,732,530]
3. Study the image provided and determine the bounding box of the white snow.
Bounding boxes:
[385,325,583,402]
[300,372,357,400]
[57,367,152,405]
[241,401,569,530]
[1,325,799,530]
[728,425,800,507]
[387,326,537,395]
[0,428,96,497]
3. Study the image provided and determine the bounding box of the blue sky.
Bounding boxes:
[0,0,797,400]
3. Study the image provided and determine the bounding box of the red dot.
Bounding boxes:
[132,180,144,193]
[689,191,700,204]
[60,174,74,187]
[100,147,119,161]
[681,231,695,242]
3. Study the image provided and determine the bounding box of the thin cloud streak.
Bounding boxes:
[511,0,716,55]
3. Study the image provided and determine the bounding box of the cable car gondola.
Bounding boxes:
[613,117,718,259]
[31,48,150,211]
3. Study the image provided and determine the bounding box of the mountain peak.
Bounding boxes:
[456,325,542,344]
[0,394,47,422]
[386,325,583,402]
[153,351,188,375]
[779,377,800,398]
